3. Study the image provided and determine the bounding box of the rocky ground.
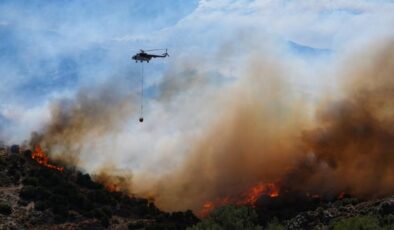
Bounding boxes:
[285,196,394,229]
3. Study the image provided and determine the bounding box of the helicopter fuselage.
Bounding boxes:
[132,51,168,63]
[132,53,152,62]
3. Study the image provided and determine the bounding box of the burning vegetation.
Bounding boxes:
[31,145,64,172]
[198,182,280,217]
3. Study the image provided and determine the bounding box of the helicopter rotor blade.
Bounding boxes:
[144,48,167,52]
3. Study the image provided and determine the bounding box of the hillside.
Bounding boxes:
[2,144,394,230]
[0,145,198,230]
[191,195,394,229]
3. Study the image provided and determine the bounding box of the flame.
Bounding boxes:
[198,182,280,217]
[32,145,64,172]
[199,201,215,217]
[239,182,279,206]
[198,197,231,218]
[105,183,119,192]
[337,192,347,199]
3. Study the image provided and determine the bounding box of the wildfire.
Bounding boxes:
[198,197,232,217]
[105,183,119,192]
[198,182,280,217]
[32,145,64,172]
[239,182,279,206]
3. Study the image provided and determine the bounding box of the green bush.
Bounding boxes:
[0,202,12,215]
[20,185,38,200]
[334,198,360,207]
[147,223,178,230]
[23,177,39,186]
[265,218,286,230]
[128,221,145,229]
[34,186,51,200]
[331,215,381,230]
[188,205,262,230]
[76,172,102,189]
[380,214,394,229]
[100,217,110,227]
[35,200,50,211]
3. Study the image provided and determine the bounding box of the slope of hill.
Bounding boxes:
[0,145,198,230]
[2,144,394,230]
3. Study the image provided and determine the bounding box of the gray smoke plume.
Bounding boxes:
[29,38,394,214]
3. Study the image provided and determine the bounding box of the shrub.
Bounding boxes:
[101,206,112,217]
[147,223,178,230]
[35,200,50,211]
[93,208,107,219]
[128,221,145,229]
[188,205,262,230]
[8,154,20,165]
[381,214,394,229]
[20,185,38,200]
[23,177,39,186]
[100,216,110,227]
[89,189,112,204]
[74,194,93,211]
[23,150,32,158]
[331,215,381,230]
[10,145,20,154]
[76,172,102,189]
[265,218,286,230]
[49,194,69,215]
[52,204,68,218]
[0,202,12,215]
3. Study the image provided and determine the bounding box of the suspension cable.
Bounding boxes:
[140,62,144,122]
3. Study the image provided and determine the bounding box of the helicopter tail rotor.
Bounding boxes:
[164,49,169,57]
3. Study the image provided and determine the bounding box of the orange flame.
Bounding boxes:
[105,183,119,192]
[32,145,64,172]
[199,201,215,218]
[338,192,346,199]
[239,182,279,206]
[198,182,280,217]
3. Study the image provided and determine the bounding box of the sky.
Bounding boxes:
[1,0,394,211]
[1,0,393,140]
[0,0,392,148]
[0,0,199,140]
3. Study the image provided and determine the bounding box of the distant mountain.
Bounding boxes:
[288,41,332,57]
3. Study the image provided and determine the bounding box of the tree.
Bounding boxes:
[10,145,20,154]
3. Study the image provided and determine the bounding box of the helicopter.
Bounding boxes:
[132,49,169,63]
[132,48,170,123]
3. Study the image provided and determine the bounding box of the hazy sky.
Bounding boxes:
[0,0,393,144]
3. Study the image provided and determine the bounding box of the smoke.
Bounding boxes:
[30,78,137,165]
[287,39,394,197]
[130,39,394,211]
[139,49,312,211]
[28,38,394,214]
